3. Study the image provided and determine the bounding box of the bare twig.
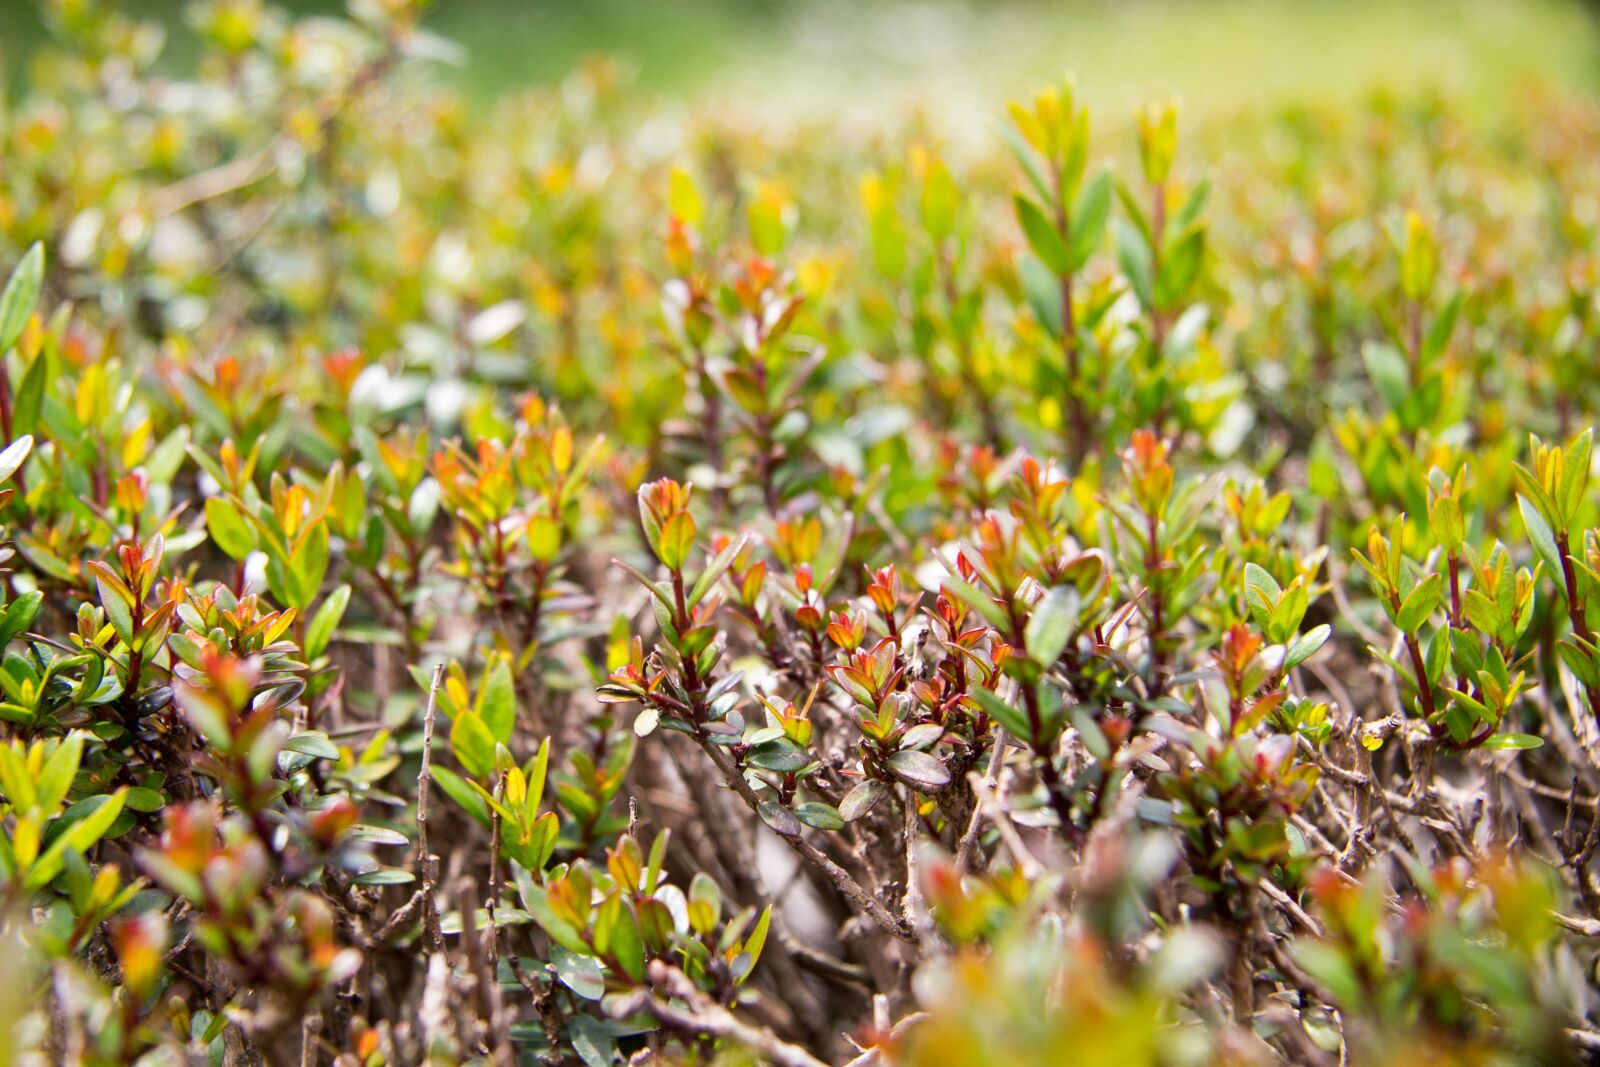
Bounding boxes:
[901,790,935,940]
[691,733,914,941]
[1258,877,1324,937]
[1552,911,1600,937]
[971,767,1043,880]
[416,663,445,954]
[611,961,829,1067]
[485,772,504,975]
[1567,1028,1600,1052]
[955,729,1007,872]
[841,1005,928,1067]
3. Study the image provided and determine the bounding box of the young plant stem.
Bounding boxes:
[938,248,1004,449]
[1051,164,1090,465]
[1557,531,1600,728]
[1146,510,1169,696]
[694,345,728,516]
[1150,180,1168,356]
[1403,633,1437,721]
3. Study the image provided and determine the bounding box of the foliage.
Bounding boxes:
[4,2,1600,1065]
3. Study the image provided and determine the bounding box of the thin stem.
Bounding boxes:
[1050,163,1089,464]
[954,728,1006,872]
[415,663,445,954]
[937,247,1004,449]
[612,961,829,1067]
[689,731,912,941]
[1557,531,1600,728]
[1007,603,1081,842]
[485,772,504,975]
[1403,632,1437,721]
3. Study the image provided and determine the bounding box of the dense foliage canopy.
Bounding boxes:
[7,2,1600,1065]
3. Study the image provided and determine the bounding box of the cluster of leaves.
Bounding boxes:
[7,1,1600,1065]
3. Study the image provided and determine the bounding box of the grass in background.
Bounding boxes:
[3,0,1597,128]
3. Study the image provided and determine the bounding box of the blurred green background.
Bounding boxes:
[4,0,1599,123]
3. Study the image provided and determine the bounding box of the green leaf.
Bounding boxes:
[0,243,44,356]
[1519,495,1564,580]
[1362,341,1410,414]
[0,590,42,646]
[793,801,844,831]
[305,585,350,661]
[1562,429,1594,525]
[689,871,721,918]
[523,883,590,953]
[430,765,491,829]
[96,575,134,646]
[1512,461,1558,530]
[27,789,126,890]
[941,571,1011,632]
[757,800,801,837]
[1172,177,1211,232]
[204,497,256,561]
[0,703,35,725]
[552,944,605,1000]
[1290,942,1362,1007]
[643,828,669,895]
[1115,218,1155,309]
[1396,573,1442,634]
[1481,733,1542,750]
[12,352,47,440]
[1071,705,1110,761]
[886,749,950,791]
[1155,224,1205,308]
[288,521,330,610]
[1285,624,1331,670]
[657,512,696,571]
[123,786,166,813]
[1268,582,1309,643]
[451,711,497,779]
[567,1017,620,1067]
[612,557,674,609]
[464,777,512,825]
[898,722,945,751]
[738,905,772,984]
[283,731,340,761]
[1001,122,1053,204]
[476,656,517,746]
[1019,254,1063,337]
[35,733,83,813]
[689,533,748,607]
[839,779,888,822]
[1025,585,1080,667]
[1067,170,1113,271]
[968,684,1033,740]
[1243,562,1282,608]
[346,824,410,846]
[1014,194,1069,275]
[746,737,810,773]
[524,738,551,818]
[1422,289,1462,365]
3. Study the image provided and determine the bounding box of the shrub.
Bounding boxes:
[4,2,1600,1065]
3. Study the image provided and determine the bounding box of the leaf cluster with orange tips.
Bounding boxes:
[7,4,1600,1064]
